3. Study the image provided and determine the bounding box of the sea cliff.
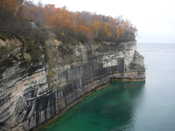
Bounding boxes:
[0,33,145,131]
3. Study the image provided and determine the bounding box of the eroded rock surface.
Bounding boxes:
[0,37,145,131]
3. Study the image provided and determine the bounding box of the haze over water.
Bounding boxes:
[41,43,175,131]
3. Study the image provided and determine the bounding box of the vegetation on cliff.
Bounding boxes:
[0,0,137,65]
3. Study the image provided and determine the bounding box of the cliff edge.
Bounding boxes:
[0,33,145,131]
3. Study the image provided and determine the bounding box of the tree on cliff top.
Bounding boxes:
[0,0,136,43]
[19,1,137,43]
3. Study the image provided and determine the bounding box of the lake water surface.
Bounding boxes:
[41,43,175,131]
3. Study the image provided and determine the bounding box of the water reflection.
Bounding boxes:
[108,82,145,131]
[41,81,145,131]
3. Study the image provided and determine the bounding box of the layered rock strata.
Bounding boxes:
[0,37,145,131]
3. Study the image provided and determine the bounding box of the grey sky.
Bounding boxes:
[35,0,175,43]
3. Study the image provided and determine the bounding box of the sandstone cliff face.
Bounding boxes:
[0,36,145,131]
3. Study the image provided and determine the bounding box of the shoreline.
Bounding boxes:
[35,75,145,131]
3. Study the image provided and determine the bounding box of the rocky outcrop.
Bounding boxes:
[0,36,145,131]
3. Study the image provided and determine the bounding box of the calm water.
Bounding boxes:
[41,43,175,131]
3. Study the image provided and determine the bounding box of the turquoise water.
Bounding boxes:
[41,43,175,131]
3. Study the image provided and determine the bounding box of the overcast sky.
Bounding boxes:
[35,0,175,43]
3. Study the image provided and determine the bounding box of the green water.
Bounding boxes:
[41,82,145,131]
[41,44,175,131]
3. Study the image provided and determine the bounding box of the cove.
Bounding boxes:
[40,81,145,131]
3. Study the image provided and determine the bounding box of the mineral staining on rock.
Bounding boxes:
[0,35,145,131]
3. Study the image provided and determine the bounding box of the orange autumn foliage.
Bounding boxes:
[0,0,137,42]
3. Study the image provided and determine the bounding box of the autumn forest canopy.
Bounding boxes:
[0,0,137,43]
